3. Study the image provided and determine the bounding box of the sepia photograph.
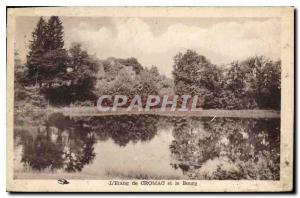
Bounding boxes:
[6,7,294,192]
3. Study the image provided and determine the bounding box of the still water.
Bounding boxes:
[14,113,280,180]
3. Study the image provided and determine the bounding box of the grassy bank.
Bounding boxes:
[50,107,280,118]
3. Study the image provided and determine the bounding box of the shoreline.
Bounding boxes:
[49,107,280,118]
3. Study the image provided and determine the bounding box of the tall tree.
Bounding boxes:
[45,16,64,51]
[25,17,47,86]
[67,43,98,101]
[41,16,68,86]
[26,16,68,87]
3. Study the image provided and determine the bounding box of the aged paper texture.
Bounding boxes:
[7,7,294,192]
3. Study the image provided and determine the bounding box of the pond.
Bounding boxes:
[14,113,280,180]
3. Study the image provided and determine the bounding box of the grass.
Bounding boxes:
[50,107,280,118]
[104,170,183,180]
[14,170,183,180]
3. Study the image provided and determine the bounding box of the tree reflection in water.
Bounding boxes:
[17,113,159,172]
[169,117,280,180]
[16,113,280,179]
[19,127,65,171]
[19,113,96,172]
[89,115,158,147]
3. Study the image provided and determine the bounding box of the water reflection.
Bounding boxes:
[17,113,96,173]
[89,115,158,146]
[169,117,280,180]
[14,113,280,180]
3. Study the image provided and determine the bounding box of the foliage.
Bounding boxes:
[25,17,48,85]
[23,17,97,106]
[172,50,222,108]
[172,50,281,110]
[43,43,98,105]
[134,69,159,95]
[45,16,65,51]
[118,57,144,74]
[220,57,281,110]
[26,16,68,87]
[95,58,172,98]
[20,18,281,110]
[14,51,27,101]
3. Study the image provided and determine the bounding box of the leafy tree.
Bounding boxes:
[118,57,144,74]
[172,50,222,108]
[44,43,98,105]
[67,43,98,101]
[172,52,280,110]
[221,56,281,109]
[255,59,281,110]
[39,49,69,87]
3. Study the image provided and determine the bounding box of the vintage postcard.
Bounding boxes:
[6,7,294,192]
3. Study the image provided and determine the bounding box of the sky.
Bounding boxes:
[15,16,281,77]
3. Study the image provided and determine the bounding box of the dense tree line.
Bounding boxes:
[16,17,280,110]
[173,50,281,110]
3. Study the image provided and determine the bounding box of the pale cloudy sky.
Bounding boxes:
[15,16,281,77]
